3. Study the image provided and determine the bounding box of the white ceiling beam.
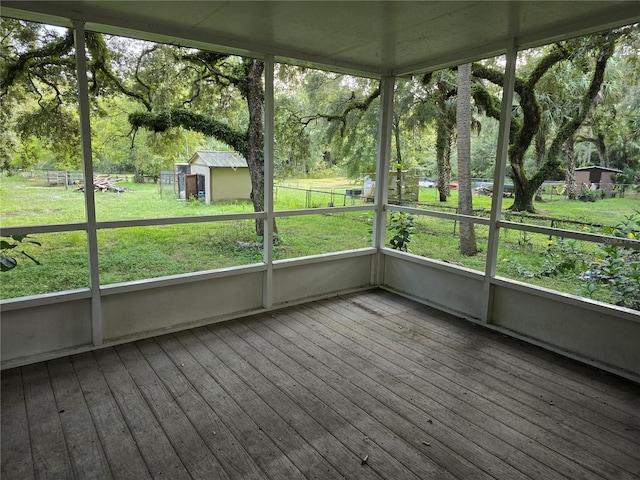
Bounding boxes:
[2,2,638,78]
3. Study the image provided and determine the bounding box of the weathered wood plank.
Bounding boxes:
[189,325,373,479]
[317,298,639,479]
[217,319,438,480]
[364,294,640,426]
[338,297,640,466]
[113,342,229,479]
[375,289,640,408]
[286,304,571,480]
[134,337,270,480]
[21,363,73,480]
[47,357,112,480]
[93,347,192,480]
[250,309,535,480]
[234,314,505,480]
[341,296,640,464]
[1,368,35,480]
[305,300,613,480]
[70,352,152,480]
[390,307,640,449]
[156,332,307,480]
[2,290,638,480]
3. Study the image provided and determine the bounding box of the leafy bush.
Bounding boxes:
[577,188,601,202]
[582,212,640,310]
[505,237,585,279]
[389,212,414,252]
[540,238,584,277]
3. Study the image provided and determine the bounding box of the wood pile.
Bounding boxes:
[474,184,514,198]
[76,175,125,193]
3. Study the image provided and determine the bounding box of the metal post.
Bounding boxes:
[372,76,395,285]
[263,55,275,310]
[483,38,517,323]
[73,21,102,345]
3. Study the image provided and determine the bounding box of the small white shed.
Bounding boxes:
[188,150,251,204]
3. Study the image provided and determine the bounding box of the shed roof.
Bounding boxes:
[575,166,622,173]
[189,151,248,168]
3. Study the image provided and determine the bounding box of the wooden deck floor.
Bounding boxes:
[2,290,639,480]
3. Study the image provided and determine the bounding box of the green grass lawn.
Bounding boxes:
[419,187,637,228]
[1,173,637,307]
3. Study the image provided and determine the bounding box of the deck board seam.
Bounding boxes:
[94,348,192,479]
[140,336,273,480]
[70,352,154,479]
[206,323,396,480]
[160,331,306,480]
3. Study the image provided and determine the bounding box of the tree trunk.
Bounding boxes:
[472,34,616,214]
[565,135,577,199]
[436,119,449,202]
[444,135,452,196]
[595,132,608,167]
[510,36,615,212]
[510,180,537,212]
[534,130,546,170]
[436,131,452,202]
[245,59,270,237]
[436,81,452,202]
[456,63,478,256]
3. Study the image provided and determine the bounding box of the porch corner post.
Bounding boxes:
[372,75,395,286]
[483,37,517,323]
[263,54,275,309]
[73,21,103,345]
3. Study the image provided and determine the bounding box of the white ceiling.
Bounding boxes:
[2,1,639,76]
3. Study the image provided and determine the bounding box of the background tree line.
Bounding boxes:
[1,19,639,221]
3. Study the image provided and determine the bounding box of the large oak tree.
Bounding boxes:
[471,32,619,212]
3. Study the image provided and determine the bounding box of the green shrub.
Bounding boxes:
[505,237,585,279]
[389,212,414,252]
[582,212,640,310]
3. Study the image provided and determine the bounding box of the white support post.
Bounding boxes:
[263,55,275,309]
[482,38,517,323]
[372,76,395,286]
[73,21,102,345]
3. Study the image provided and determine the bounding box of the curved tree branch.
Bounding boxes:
[526,43,571,87]
[1,28,74,97]
[177,50,246,98]
[535,35,616,184]
[128,108,248,156]
[86,32,153,111]
[301,86,381,136]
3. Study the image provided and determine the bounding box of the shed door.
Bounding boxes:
[589,169,602,184]
[185,174,198,199]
